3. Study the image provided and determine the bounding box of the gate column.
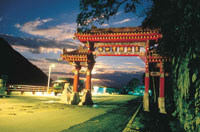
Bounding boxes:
[69,63,81,105]
[86,68,92,91]
[143,40,150,111]
[79,62,95,105]
[158,62,166,113]
[144,61,150,111]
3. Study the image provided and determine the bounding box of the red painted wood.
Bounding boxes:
[78,38,159,43]
[97,45,142,47]
[159,62,165,97]
[86,69,92,91]
[160,77,165,97]
[145,76,149,93]
[75,33,161,38]
[97,54,140,56]
[73,69,79,92]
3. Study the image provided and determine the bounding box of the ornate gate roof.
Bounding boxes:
[74,26,162,43]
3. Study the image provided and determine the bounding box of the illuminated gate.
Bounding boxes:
[60,26,170,113]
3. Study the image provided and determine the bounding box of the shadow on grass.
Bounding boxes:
[131,103,185,132]
[61,97,142,132]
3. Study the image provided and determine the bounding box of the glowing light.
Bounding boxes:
[47,64,56,93]
[34,92,55,96]
[93,86,99,95]
[92,69,97,74]
[51,64,55,68]
[103,87,106,94]
[93,86,99,92]
[35,92,43,96]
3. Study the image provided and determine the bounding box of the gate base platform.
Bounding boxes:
[79,90,93,106]
[143,93,149,111]
[158,97,166,114]
[69,92,80,105]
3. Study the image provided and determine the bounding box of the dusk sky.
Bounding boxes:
[0,0,151,87]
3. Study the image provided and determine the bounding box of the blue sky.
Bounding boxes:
[0,0,150,87]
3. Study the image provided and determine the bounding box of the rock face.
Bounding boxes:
[0,38,48,85]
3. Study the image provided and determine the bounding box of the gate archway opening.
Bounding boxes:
[60,26,170,113]
[91,56,145,88]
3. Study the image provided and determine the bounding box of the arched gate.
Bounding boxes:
[60,26,170,113]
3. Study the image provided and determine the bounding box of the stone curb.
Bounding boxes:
[122,102,142,132]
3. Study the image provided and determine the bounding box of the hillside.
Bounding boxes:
[0,37,48,85]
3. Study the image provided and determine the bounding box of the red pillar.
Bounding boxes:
[69,64,81,105]
[158,62,166,113]
[86,42,94,91]
[159,62,165,97]
[79,62,94,105]
[145,40,150,93]
[73,66,80,92]
[143,40,150,111]
[86,69,92,91]
[145,61,149,93]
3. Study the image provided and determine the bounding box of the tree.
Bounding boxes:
[126,78,140,91]
[76,1,200,131]
[143,1,200,131]
[76,0,141,31]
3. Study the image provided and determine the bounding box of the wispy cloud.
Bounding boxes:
[92,71,143,88]
[29,58,74,79]
[28,57,144,87]
[123,62,137,65]
[114,18,131,24]
[116,11,122,16]
[0,34,81,54]
[0,17,3,22]
[101,23,109,27]
[15,18,76,41]
[12,45,62,54]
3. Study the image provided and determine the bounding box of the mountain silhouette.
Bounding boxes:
[0,37,48,85]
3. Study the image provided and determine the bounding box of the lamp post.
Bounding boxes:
[47,64,55,94]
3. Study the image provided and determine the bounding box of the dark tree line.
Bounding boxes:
[125,78,140,91]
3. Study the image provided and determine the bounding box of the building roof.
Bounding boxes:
[74,26,162,43]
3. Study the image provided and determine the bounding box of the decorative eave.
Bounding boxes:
[74,27,162,43]
[60,46,90,62]
[146,49,171,63]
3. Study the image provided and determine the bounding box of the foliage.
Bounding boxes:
[142,0,200,57]
[77,0,200,131]
[77,0,141,31]
[143,1,200,131]
[125,78,140,91]
[171,52,200,132]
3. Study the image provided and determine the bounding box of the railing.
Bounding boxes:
[5,85,52,95]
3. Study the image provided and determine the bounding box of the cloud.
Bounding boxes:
[92,58,144,75]
[29,58,74,79]
[12,45,63,54]
[92,71,143,88]
[101,23,109,27]
[113,18,131,24]
[15,18,76,41]
[0,17,3,22]
[28,57,144,88]
[0,34,81,54]
[15,18,53,30]
[123,62,137,65]
[116,11,122,16]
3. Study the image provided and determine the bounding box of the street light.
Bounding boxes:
[47,64,55,94]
